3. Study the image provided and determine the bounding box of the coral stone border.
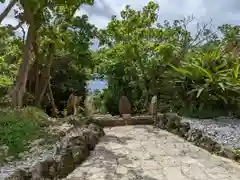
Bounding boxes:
[2,123,105,180]
[90,115,154,127]
[91,113,240,163]
[154,113,240,163]
[5,113,239,179]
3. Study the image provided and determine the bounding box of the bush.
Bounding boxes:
[90,90,108,114]
[0,75,13,98]
[93,2,240,118]
[0,106,49,156]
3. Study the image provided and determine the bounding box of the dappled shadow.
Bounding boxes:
[133,124,164,135]
[93,146,160,180]
[81,145,128,168]
[133,125,172,140]
[100,134,133,145]
[105,168,160,180]
[73,145,128,179]
[104,168,160,180]
[132,124,155,131]
[66,124,240,180]
[71,144,160,180]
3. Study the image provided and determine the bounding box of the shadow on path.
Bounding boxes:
[100,134,133,145]
[89,145,159,180]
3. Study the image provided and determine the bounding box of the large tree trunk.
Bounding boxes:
[35,43,55,107]
[10,24,35,107]
[0,0,15,24]
[26,63,37,93]
[35,67,48,107]
[26,31,40,94]
[32,33,39,90]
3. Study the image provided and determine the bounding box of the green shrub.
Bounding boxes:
[0,106,49,156]
[0,75,13,98]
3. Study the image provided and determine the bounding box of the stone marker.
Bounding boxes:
[149,95,158,125]
[149,95,158,115]
[67,93,77,116]
[119,96,131,117]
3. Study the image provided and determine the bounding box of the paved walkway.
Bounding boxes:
[64,125,240,180]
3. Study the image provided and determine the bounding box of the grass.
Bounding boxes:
[0,106,50,158]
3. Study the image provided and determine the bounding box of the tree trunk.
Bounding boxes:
[32,41,42,104]
[0,0,15,24]
[35,43,55,107]
[48,80,57,117]
[25,31,40,95]
[10,24,35,107]
[26,63,36,93]
[35,67,48,107]
[133,45,150,109]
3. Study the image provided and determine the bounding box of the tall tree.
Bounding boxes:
[1,0,95,107]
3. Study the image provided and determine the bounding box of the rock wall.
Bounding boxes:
[90,115,154,127]
[155,113,240,163]
[2,123,105,180]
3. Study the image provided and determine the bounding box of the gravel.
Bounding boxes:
[182,116,240,149]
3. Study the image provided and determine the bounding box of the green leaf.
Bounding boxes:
[192,64,213,82]
[218,82,225,91]
[196,87,204,98]
[234,64,240,78]
[169,64,192,76]
[187,87,205,98]
[215,94,228,104]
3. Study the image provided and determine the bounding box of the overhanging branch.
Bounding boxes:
[0,0,16,24]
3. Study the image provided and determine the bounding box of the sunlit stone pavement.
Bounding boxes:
[64,125,240,180]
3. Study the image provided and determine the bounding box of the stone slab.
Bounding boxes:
[64,125,240,180]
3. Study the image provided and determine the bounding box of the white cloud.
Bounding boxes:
[77,0,160,28]
[1,0,240,36]
[0,0,25,37]
[0,1,17,25]
[76,0,240,31]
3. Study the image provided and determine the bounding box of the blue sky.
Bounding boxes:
[1,0,240,91]
[86,80,107,92]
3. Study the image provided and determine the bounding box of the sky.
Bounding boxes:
[1,0,240,91]
[1,0,240,36]
[76,0,240,29]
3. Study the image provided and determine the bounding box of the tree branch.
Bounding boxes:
[20,24,26,41]
[0,0,16,24]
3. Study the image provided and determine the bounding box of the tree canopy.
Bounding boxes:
[93,2,240,117]
[0,0,97,114]
[1,0,240,157]
[0,0,240,118]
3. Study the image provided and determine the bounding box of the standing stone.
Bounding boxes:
[149,95,158,125]
[149,95,158,115]
[119,96,131,117]
[66,93,77,116]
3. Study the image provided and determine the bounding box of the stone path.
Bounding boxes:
[64,125,240,180]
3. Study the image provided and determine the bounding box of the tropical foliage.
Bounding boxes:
[0,0,96,157]
[93,2,240,117]
[0,0,240,156]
